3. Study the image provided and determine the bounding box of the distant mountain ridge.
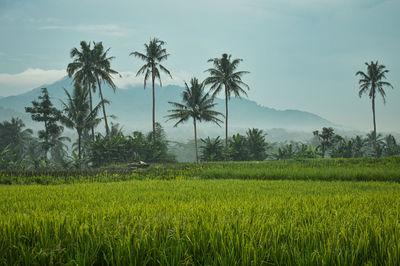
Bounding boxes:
[0,76,335,140]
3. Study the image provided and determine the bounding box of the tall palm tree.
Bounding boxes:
[130,38,172,134]
[92,41,119,136]
[166,78,223,162]
[204,53,250,146]
[67,41,96,140]
[356,61,393,149]
[60,83,104,161]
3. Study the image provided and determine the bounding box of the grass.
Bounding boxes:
[1,156,400,185]
[1,179,400,265]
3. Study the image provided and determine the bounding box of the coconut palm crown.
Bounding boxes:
[356,61,393,151]
[166,77,223,162]
[91,41,119,136]
[204,53,250,146]
[130,38,172,134]
[67,41,97,140]
[60,83,105,161]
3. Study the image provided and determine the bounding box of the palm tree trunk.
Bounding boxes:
[372,96,377,154]
[88,82,95,141]
[152,73,156,136]
[193,117,198,163]
[225,89,228,147]
[77,131,81,160]
[97,78,110,136]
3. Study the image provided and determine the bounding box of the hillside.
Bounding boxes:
[0,77,335,140]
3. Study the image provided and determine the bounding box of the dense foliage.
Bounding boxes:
[25,88,64,162]
[89,123,176,167]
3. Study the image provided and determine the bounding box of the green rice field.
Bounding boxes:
[1,158,400,265]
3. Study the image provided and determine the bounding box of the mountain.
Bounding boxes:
[0,76,335,140]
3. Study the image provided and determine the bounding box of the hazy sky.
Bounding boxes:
[0,0,399,132]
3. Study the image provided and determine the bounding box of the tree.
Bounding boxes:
[200,136,224,161]
[0,117,33,160]
[230,133,249,161]
[67,41,97,140]
[313,127,337,158]
[382,134,399,157]
[166,78,223,162]
[246,128,268,161]
[92,41,119,135]
[204,53,250,146]
[352,135,367,158]
[273,143,295,160]
[60,83,104,161]
[145,123,176,163]
[48,130,71,167]
[356,61,393,151]
[130,38,172,134]
[25,88,63,162]
[366,131,385,157]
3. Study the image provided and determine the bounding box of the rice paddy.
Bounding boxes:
[1,176,400,265]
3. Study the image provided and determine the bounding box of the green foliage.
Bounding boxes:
[204,53,250,145]
[166,77,223,162]
[356,61,394,153]
[25,88,64,162]
[130,38,172,133]
[60,83,103,162]
[91,41,119,135]
[0,144,22,170]
[246,128,268,160]
[228,129,269,161]
[230,133,249,161]
[0,117,33,161]
[0,179,400,264]
[200,136,225,161]
[89,123,175,167]
[313,127,340,158]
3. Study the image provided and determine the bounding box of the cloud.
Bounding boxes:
[39,24,133,37]
[0,68,66,96]
[0,68,193,97]
[115,70,193,89]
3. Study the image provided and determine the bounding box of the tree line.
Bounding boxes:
[0,38,396,168]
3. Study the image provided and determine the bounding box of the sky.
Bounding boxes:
[0,0,399,132]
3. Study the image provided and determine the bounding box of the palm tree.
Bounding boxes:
[356,61,393,150]
[166,78,223,162]
[246,128,268,161]
[130,38,172,134]
[204,53,250,146]
[49,130,71,166]
[352,135,367,158]
[200,136,224,161]
[366,131,385,157]
[313,127,336,158]
[230,133,249,161]
[60,83,104,161]
[0,117,33,160]
[382,134,399,156]
[67,41,97,140]
[92,41,119,136]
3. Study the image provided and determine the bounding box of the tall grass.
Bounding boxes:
[1,180,399,265]
[1,156,400,184]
